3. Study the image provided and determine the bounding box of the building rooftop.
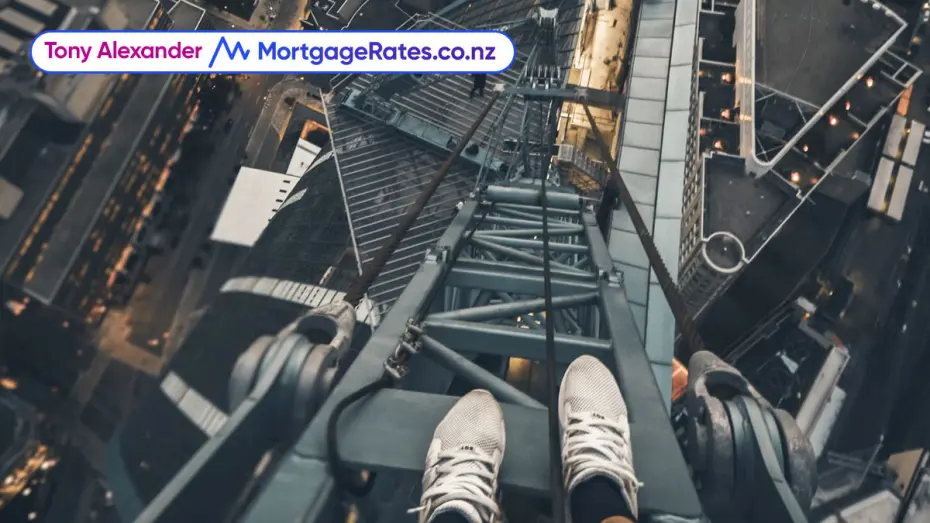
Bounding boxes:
[0,103,81,275]
[694,0,918,287]
[165,0,203,30]
[758,0,901,107]
[24,74,175,303]
[701,153,792,257]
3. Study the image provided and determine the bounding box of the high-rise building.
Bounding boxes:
[0,0,129,123]
[674,0,918,323]
[0,0,210,324]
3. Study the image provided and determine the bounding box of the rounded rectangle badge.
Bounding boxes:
[31,30,517,75]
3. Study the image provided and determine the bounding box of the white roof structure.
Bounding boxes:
[286,139,322,176]
[210,167,301,248]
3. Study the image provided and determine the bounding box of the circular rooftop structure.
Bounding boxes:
[702,231,746,274]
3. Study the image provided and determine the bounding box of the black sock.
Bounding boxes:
[569,476,636,523]
[432,511,471,523]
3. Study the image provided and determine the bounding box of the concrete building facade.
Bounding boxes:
[0,0,210,324]
[0,0,128,123]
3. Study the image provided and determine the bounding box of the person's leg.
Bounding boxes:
[559,355,642,523]
[410,389,506,523]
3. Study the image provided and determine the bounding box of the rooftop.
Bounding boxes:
[0,103,82,275]
[24,74,174,303]
[694,0,918,278]
[758,0,901,107]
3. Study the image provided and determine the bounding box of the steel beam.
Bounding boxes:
[455,258,595,283]
[507,84,624,109]
[417,335,544,409]
[473,224,583,237]
[495,202,581,218]
[425,292,597,322]
[470,237,587,274]
[475,235,589,254]
[493,205,568,222]
[484,185,582,209]
[581,209,617,273]
[421,318,612,363]
[446,265,597,296]
[483,215,565,229]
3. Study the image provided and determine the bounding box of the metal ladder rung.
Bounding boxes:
[421,318,612,363]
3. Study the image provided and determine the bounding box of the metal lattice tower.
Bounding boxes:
[131,5,705,523]
[247,185,703,523]
[133,185,703,523]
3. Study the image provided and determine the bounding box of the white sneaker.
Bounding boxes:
[410,389,506,523]
[559,355,642,518]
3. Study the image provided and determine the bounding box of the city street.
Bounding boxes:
[93,72,279,376]
[77,0,411,391]
[827,34,930,454]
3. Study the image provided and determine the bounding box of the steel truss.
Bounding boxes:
[237,184,703,523]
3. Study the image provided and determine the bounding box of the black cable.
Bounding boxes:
[581,104,705,362]
[326,373,393,497]
[538,99,566,523]
[324,202,495,498]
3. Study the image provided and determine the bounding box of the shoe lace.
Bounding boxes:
[562,411,642,490]
[408,447,501,522]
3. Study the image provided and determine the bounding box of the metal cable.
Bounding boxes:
[537,98,566,523]
[582,105,705,361]
[327,91,501,499]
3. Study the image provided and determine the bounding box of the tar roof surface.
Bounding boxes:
[699,192,849,352]
[701,154,792,251]
[758,0,901,107]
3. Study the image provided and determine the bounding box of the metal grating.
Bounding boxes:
[324,107,477,310]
